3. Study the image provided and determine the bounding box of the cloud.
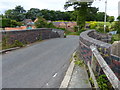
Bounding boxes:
[0,0,67,13]
[0,0,119,19]
[92,0,119,19]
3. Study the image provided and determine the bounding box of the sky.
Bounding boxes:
[0,0,120,19]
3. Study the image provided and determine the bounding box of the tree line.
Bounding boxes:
[0,5,115,28]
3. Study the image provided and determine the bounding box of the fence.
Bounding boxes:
[79,30,120,89]
[90,45,119,89]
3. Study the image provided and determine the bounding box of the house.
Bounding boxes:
[53,22,77,32]
[53,22,62,27]
[23,19,33,25]
[23,19,35,29]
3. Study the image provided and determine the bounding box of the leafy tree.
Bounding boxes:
[26,8,41,21]
[39,9,72,21]
[0,18,11,28]
[0,17,22,28]
[40,9,51,20]
[107,16,114,23]
[62,11,71,21]
[35,16,54,28]
[114,21,120,34]
[5,5,26,22]
[5,9,15,19]
[10,20,22,27]
[64,1,92,30]
[70,11,77,21]
[0,14,5,18]
[117,16,120,21]
[86,7,98,21]
[113,16,120,34]
[96,12,105,21]
[35,16,47,28]
[96,12,109,21]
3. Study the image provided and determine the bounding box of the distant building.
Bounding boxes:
[23,19,33,25]
[118,1,120,16]
[52,22,77,32]
[23,19,35,29]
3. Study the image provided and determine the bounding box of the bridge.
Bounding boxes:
[1,29,120,89]
[1,29,79,88]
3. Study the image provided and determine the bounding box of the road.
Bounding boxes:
[2,35,79,88]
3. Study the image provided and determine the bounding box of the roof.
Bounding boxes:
[23,19,33,24]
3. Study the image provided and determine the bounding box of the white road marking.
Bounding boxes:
[46,83,49,86]
[53,73,57,77]
[5,52,9,54]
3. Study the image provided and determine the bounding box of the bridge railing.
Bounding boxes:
[90,45,119,89]
[79,30,120,89]
[1,28,64,45]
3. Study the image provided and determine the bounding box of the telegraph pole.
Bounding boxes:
[104,0,107,33]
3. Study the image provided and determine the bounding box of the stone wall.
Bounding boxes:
[79,30,120,80]
[111,41,120,57]
[88,30,112,43]
[1,28,64,45]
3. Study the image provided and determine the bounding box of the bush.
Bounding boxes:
[35,16,55,28]
[0,18,11,28]
[0,18,22,28]
[74,26,78,32]
[111,34,120,42]
[11,20,22,27]
[89,21,97,29]
[89,21,111,33]
[97,75,109,90]
[113,21,120,34]
[13,40,24,47]
[2,38,24,49]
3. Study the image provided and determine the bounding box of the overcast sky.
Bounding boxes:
[0,0,119,19]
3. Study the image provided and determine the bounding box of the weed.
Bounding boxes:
[89,77,94,87]
[74,60,84,67]
[13,40,24,47]
[97,74,109,90]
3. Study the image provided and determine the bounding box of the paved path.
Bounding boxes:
[68,65,91,88]
[2,36,79,88]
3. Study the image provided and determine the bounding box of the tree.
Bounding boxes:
[86,7,98,21]
[64,1,92,30]
[0,18,11,28]
[70,11,77,21]
[117,16,120,21]
[96,12,105,21]
[0,18,22,28]
[5,5,26,22]
[96,12,109,21]
[35,16,54,28]
[107,16,114,23]
[5,9,15,20]
[35,16,47,28]
[26,8,41,21]
[114,16,120,34]
[10,20,22,27]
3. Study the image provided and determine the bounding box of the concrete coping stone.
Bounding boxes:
[80,30,112,49]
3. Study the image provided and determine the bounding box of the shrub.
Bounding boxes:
[113,21,120,34]
[97,75,109,90]
[35,16,55,28]
[89,21,97,29]
[13,40,24,47]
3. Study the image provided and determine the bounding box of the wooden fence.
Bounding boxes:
[90,45,119,89]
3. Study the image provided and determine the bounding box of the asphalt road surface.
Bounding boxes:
[2,35,79,88]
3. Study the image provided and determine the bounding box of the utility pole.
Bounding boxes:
[104,0,107,33]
